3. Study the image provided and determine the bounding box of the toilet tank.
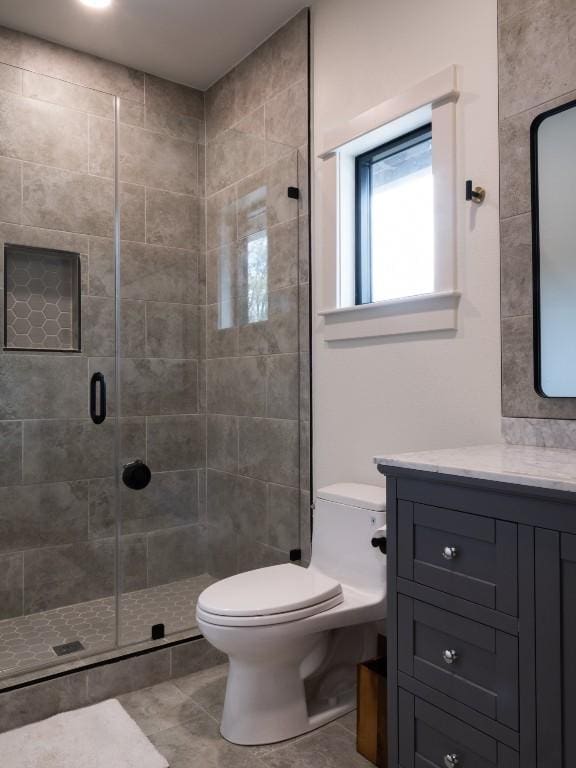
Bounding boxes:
[310,483,386,594]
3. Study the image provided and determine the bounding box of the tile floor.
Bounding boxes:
[0,574,216,678]
[119,664,373,768]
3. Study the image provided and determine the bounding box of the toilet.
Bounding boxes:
[196,483,387,746]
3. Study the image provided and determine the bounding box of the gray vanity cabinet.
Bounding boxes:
[534,530,576,768]
[380,466,576,768]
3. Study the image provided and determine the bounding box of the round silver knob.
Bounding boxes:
[442,546,458,560]
[442,649,458,665]
[443,754,460,768]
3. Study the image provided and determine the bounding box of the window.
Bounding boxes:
[355,124,433,305]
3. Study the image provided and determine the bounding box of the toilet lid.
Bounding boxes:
[198,564,342,617]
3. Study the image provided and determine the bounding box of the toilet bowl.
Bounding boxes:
[196,483,387,746]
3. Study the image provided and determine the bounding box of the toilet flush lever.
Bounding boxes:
[371,525,387,555]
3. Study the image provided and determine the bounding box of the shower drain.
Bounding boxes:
[53,640,85,656]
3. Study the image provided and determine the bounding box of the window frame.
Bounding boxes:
[354,123,433,306]
[316,65,460,342]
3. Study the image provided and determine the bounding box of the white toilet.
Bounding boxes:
[196,483,387,746]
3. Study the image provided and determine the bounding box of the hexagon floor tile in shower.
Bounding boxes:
[0,573,216,678]
[4,243,81,351]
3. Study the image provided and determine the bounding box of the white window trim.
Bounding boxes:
[317,65,461,342]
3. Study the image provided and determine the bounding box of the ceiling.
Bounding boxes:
[0,0,309,90]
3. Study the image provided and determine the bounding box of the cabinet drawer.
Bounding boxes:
[398,596,518,730]
[398,502,518,615]
[398,690,519,768]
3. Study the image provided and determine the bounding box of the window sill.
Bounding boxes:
[318,290,460,342]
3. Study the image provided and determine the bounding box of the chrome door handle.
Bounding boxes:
[442,649,458,665]
[442,546,458,560]
[443,754,460,768]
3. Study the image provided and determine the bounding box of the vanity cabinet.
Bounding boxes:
[379,464,576,768]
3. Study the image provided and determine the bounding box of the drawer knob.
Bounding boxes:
[443,754,460,768]
[442,545,458,560]
[442,649,458,665]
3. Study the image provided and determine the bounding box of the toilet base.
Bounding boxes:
[220,658,357,745]
[216,624,377,746]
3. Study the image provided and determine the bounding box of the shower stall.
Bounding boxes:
[0,11,310,684]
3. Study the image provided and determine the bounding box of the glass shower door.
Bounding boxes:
[0,71,120,678]
[116,92,208,647]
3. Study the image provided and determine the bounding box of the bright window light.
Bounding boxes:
[246,231,268,324]
[356,125,434,304]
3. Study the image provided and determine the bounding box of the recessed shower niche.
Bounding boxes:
[4,243,81,352]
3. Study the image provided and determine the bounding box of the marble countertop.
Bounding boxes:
[374,443,576,494]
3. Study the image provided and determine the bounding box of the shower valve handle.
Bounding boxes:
[122,459,152,491]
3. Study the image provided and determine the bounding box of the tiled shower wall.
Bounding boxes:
[202,10,311,575]
[499,0,576,446]
[0,12,310,626]
[0,27,206,621]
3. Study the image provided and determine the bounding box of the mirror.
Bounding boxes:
[532,99,576,397]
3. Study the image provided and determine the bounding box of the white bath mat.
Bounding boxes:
[0,699,169,768]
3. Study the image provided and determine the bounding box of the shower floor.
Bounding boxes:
[0,573,216,679]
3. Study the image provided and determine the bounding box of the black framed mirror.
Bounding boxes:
[532,98,576,398]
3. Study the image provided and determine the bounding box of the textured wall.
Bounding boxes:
[202,9,310,576]
[0,27,206,621]
[499,0,576,440]
[0,12,311,634]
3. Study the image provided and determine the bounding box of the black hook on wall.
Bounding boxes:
[466,179,486,204]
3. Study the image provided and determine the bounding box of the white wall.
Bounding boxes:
[311,0,502,489]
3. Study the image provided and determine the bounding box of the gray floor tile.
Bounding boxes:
[172,664,228,721]
[118,680,203,735]
[258,724,372,768]
[150,710,267,768]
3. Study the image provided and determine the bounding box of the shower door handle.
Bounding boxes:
[90,372,107,425]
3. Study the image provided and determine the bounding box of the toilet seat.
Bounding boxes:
[197,564,344,627]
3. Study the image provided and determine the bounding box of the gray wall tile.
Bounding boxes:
[267,354,299,419]
[265,79,308,149]
[0,356,86,419]
[89,470,199,538]
[205,70,237,141]
[499,1,576,119]
[121,242,198,304]
[0,90,88,171]
[120,359,198,417]
[238,286,298,356]
[0,421,22,486]
[205,301,238,358]
[145,302,200,359]
[147,525,206,586]
[22,163,113,237]
[268,484,300,552]
[206,186,237,250]
[83,297,145,357]
[0,61,22,95]
[0,482,88,554]
[0,26,144,102]
[22,418,145,483]
[206,356,266,416]
[24,539,114,613]
[0,552,23,619]
[119,123,199,195]
[145,188,200,249]
[22,70,114,117]
[501,213,532,318]
[206,469,267,539]
[147,415,204,471]
[238,417,299,485]
[206,414,238,473]
[0,156,22,224]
